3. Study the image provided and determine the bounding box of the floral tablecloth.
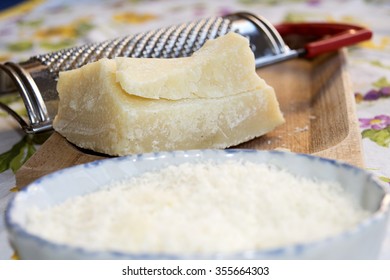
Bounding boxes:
[0,0,389,259]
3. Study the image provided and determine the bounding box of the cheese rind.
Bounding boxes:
[115,32,265,100]
[53,58,284,156]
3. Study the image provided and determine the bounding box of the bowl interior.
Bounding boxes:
[5,150,389,259]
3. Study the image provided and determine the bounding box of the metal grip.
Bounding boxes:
[31,16,233,77]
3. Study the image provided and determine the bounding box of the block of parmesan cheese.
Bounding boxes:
[115,32,265,100]
[53,58,284,156]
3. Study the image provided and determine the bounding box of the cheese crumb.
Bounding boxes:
[294,125,309,133]
[26,161,369,255]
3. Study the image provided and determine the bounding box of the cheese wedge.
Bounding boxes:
[53,58,284,156]
[115,32,265,100]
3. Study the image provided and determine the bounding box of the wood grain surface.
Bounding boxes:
[15,50,363,188]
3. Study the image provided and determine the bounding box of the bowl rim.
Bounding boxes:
[5,149,390,259]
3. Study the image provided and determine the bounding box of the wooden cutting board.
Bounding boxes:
[15,50,363,188]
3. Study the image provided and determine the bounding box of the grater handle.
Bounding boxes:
[275,22,372,58]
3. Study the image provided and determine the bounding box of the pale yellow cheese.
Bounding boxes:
[115,32,265,100]
[53,58,284,156]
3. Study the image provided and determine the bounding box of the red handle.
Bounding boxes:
[275,22,372,58]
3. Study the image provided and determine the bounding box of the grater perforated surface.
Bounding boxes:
[31,16,233,76]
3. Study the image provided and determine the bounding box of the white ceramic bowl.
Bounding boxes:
[5,150,390,259]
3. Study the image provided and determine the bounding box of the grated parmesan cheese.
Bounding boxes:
[26,161,369,255]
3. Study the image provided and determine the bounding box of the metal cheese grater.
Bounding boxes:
[0,12,372,134]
